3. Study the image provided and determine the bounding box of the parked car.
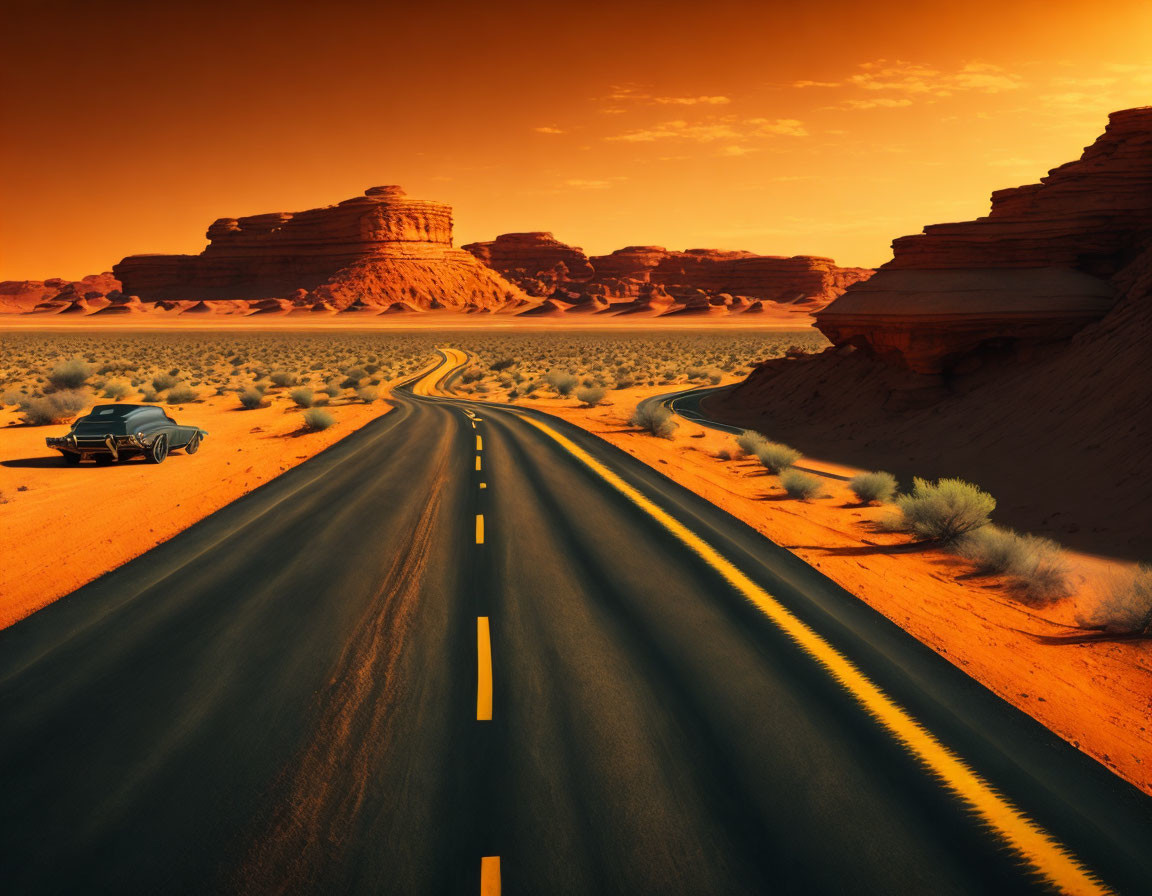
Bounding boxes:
[46,404,207,465]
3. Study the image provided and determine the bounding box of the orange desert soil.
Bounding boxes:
[525,386,1152,797]
[0,393,392,628]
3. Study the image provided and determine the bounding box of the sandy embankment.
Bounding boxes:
[525,386,1152,797]
[0,393,393,628]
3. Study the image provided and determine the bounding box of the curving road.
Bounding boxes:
[1,349,1150,895]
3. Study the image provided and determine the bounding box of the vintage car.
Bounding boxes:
[46,404,207,465]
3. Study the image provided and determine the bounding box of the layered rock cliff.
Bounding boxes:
[463,234,871,314]
[114,186,526,310]
[816,107,1152,373]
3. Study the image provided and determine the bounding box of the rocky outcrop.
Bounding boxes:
[462,232,595,291]
[0,272,120,313]
[114,186,526,311]
[463,233,871,316]
[816,107,1152,373]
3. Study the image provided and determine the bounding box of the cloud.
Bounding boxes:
[608,116,807,143]
[534,126,564,134]
[828,97,914,110]
[653,95,731,105]
[563,177,626,190]
[794,60,1025,100]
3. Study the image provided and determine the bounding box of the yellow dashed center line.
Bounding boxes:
[475,455,482,472]
[480,855,500,894]
[475,514,485,544]
[477,617,493,722]
[476,435,483,451]
[520,414,1108,896]
[479,482,487,489]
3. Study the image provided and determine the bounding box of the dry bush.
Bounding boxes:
[289,387,315,408]
[238,387,266,410]
[781,469,822,500]
[754,441,801,474]
[48,359,92,390]
[1077,565,1152,635]
[303,408,335,431]
[629,403,677,438]
[848,471,897,505]
[20,391,89,425]
[735,430,767,456]
[166,384,199,404]
[958,526,1072,603]
[575,385,606,407]
[895,478,995,543]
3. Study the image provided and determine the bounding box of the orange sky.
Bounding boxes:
[2,0,1150,280]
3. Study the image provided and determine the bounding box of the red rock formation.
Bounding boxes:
[114,186,526,311]
[817,107,1152,373]
[464,232,871,315]
[461,232,595,288]
[0,273,120,313]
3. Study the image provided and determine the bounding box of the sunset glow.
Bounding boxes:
[3,0,1150,279]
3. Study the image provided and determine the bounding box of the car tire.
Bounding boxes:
[147,434,168,464]
[185,434,200,455]
[62,453,82,466]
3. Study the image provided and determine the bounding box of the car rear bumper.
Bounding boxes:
[46,434,145,460]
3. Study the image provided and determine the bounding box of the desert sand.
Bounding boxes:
[0,392,394,628]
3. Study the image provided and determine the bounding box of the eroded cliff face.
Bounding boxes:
[113,186,525,310]
[0,273,121,313]
[816,107,1152,373]
[463,235,871,314]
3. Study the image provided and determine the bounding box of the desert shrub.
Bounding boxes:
[356,386,379,403]
[1,389,26,406]
[848,471,898,505]
[269,370,297,387]
[754,441,801,474]
[715,448,733,461]
[896,477,995,543]
[781,469,822,500]
[140,388,160,403]
[734,430,768,456]
[324,381,342,398]
[575,385,606,407]
[166,384,199,404]
[99,358,135,374]
[238,387,266,409]
[957,526,1072,601]
[1077,565,1152,634]
[629,402,678,438]
[341,367,367,389]
[151,373,178,392]
[490,358,515,372]
[614,374,635,389]
[48,359,92,390]
[101,381,131,400]
[289,387,315,408]
[545,369,579,396]
[302,408,335,431]
[19,390,89,425]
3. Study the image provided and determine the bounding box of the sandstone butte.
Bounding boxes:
[815,106,1152,374]
[709,107,1152,558]
[107,186,527,312]
[462,232,872,315]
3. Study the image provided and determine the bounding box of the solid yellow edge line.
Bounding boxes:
[477,617,493,722]
[480,855,500,894]
[520,414,1108,896]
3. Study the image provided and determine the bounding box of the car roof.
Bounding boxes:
[85,404,165,419]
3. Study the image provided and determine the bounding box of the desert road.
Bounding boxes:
[1,349,1150,895]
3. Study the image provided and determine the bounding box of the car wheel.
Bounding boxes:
[147,434,169,464]
[62,453,82,466]
[185,434,200,455]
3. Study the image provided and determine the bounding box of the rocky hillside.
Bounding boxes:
[710,107,1152,557]
[462,233,871,318]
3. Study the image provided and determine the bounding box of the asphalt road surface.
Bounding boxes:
[1,349,1150,895]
